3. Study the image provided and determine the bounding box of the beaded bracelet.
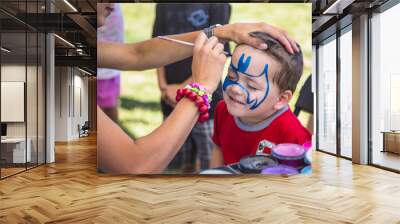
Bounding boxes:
[176,83,212,123]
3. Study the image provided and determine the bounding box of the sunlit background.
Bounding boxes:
[118,3,312,138]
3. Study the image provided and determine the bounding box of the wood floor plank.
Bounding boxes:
[1,134,400,223]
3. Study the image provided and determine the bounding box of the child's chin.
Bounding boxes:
[226,104,246,117]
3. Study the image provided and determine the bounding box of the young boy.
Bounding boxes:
[211,31,311,167]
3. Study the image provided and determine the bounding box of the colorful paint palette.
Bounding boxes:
[261,165,299,175]
[200,166,238,174]
[238,155,278,173]
[271,143,306,168]
[300,165,312,174]
[304,149,312,165]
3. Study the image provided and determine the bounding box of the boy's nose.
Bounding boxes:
[230,85,245,96]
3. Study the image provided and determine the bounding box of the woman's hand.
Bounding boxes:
[192,33,227,94]
[215,22,299,54]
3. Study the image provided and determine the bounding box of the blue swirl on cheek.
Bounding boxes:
[222,76,252,104]
[222,53,270,110]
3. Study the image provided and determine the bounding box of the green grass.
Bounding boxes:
[119,69,162,138]
[118,3,311,138]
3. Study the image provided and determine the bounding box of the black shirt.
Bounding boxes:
[152,3,231,118]
[295,75,313,113]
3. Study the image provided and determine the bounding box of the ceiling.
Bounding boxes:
[0,0,96,74]
[312,0,390,44]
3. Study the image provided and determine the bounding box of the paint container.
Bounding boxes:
[303,141,312,150]
[304,149,312,165]
[199,166,238,174]
[303,141,312,165]
[300,165,312,174]
[238,155,278,174]
[261,164,299,175]
[228,163,241,172]
[271,143,306,168]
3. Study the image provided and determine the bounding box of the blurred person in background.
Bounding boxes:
[97,3,124,123]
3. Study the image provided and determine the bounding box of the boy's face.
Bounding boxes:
[222,45,283,122]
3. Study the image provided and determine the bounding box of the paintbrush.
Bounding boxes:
[157,36,232,57]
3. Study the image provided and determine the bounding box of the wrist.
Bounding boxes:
[192,81,215,95]
[214,24,231,42]
[200,83,215,95]
[159,85,167,91]
[176,83,212,123]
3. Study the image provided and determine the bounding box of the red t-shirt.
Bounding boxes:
[212,101,311,165]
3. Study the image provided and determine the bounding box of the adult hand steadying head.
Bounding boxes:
[216,22,300,55]
[192,33,227,94]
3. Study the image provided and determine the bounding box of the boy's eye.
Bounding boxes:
[247,84,259,90]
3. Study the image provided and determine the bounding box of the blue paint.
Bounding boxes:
[237,54,251,74]
[300,165,312,174]
[223,53,270,110]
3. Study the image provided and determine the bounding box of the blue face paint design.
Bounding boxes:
[223,53,270,110]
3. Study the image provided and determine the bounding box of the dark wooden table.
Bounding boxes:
[381,131,400,154]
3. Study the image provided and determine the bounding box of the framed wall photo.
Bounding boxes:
[1,82,25,122]
[97,3,312,175]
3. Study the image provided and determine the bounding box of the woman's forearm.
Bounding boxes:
[134,98,199,173]
[98,31,200,71]
[97,25,234,71]
[98,22,300,71]
[97,98,199,174]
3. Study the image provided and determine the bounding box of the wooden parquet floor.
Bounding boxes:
[1,134,400,223]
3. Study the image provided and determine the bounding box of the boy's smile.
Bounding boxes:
[227,94,246,105]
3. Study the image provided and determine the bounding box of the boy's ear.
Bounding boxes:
[273,90,292,110]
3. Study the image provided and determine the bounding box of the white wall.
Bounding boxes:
[72,74,89,138]
[46,33,55,163]
[1,65,26,81]
[54,67,89,141]
[54,66,70,141]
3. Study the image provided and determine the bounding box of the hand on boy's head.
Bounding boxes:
[192,33,227,93]
[228,23,299,55]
